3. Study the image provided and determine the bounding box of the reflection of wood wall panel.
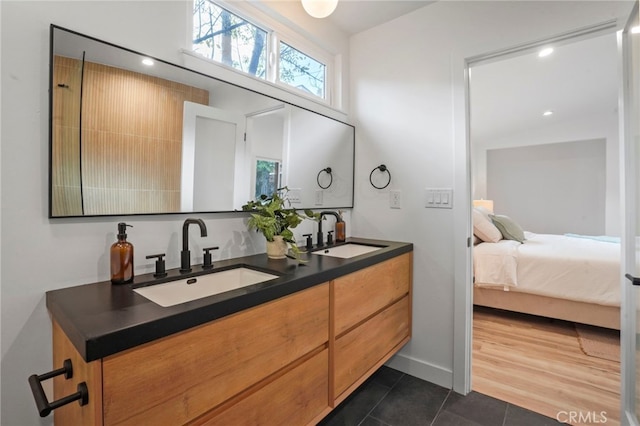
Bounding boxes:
[52,55,208,215]
[52,56,83,216]
[82,61,208,215]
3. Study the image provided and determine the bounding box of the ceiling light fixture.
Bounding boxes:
[301,0,338,18]
[543,110,553,117]
[538,47,554,58]
[142,58,154,66]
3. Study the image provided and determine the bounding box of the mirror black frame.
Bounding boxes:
[48,24,355,218]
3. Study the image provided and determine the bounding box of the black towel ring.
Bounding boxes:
[317,167,333,189]
[369,164,391,189]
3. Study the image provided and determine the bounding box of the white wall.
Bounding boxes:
[0,2,350,424]
[486,139,607,235]
[287,107,355,208]
[349,0,633,388]
[473,110,621,235]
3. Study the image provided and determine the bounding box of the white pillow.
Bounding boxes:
[473,208,502,243]
[474,205,492,220]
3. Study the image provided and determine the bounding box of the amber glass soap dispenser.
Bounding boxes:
[335,210,346,243]
[111,222,134,284]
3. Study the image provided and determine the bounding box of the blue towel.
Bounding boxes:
[564,233,620,243]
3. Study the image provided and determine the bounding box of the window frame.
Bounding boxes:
[253,157,283,200]
[191,0,272,81]
[274,33,333,104]
[189,0,334,106]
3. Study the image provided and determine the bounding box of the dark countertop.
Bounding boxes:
[47,238,412,362]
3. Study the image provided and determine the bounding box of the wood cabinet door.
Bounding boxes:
[334,253,411,336]
[101,283,329,425]
[196,349,329,426]
[334,296,410,398]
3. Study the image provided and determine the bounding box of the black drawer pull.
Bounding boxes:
[28,359,89,417]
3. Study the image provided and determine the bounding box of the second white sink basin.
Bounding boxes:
[312,243,383,259]
[134,267,279,307]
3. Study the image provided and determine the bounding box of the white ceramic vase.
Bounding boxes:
[266,235,288,259]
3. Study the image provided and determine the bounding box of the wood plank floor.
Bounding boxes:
[472,307,620,425]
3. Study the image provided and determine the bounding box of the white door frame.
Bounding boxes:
[181,101,245,212]
[619,2,640,424]
[452,19,622,395]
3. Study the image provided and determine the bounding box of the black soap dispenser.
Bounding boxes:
[111,223,134,284]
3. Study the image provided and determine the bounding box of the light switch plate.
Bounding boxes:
[425,188,453,209]
[288,188,302,204]
[315,190,323,206]
[390,190,401,209]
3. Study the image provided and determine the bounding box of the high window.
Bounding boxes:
[192,0,268,79]
[279,42,326,99]
[192,0,331,102]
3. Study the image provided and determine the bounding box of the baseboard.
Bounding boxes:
[385,352,453,389]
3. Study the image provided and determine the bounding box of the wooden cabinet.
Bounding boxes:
[52,320,103,426]
[332,253,412,402]
[334,253,411,336]
[54,283,329,426]
[195,349,329,426]
[334,297,410,398]
[51,251,412,425]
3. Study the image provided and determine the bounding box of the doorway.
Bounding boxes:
[465,23,623,421]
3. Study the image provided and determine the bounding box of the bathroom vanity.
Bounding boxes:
[43,238,412,425]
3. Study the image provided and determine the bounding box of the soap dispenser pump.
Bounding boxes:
[111,223,134,284]
[335,210,346,243]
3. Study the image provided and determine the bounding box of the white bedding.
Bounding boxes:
[474,232,621,306]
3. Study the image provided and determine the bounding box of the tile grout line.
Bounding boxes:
[356,372,406,426]
[363,415,394,426]
[355,388,394,426]
[502,403,510,426]
[430,389,454,426]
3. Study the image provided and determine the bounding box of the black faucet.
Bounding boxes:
[317,211,341,247]
[180,218,208,273]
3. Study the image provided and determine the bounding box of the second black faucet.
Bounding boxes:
[317,211,345,246]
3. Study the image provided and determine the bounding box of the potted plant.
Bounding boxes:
[242,187,319,259]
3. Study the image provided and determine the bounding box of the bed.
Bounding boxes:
[472,209,621,330]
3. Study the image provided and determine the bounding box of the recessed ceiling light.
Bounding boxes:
[543,110,553,116]
[538,47,554,58]
[632,26,640,34]
[142,58,154,66]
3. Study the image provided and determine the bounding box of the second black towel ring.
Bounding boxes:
[369,164,391,189]
[317,167,333,189]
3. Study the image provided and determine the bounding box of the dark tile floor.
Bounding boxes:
[318,366,562,426]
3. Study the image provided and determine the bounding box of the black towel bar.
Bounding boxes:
[28,359,89,417]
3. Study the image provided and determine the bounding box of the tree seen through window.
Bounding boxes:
[192,0,326,99]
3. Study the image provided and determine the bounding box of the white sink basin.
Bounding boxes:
[312,243,383,259]
[134,267,279,307]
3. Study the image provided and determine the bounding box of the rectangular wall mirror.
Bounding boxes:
[49,25,355,218]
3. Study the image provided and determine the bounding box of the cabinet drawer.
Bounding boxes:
[334,253,411,335]
[102,283,329,425]
[198,349,329,425]
[334,296,410,397]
